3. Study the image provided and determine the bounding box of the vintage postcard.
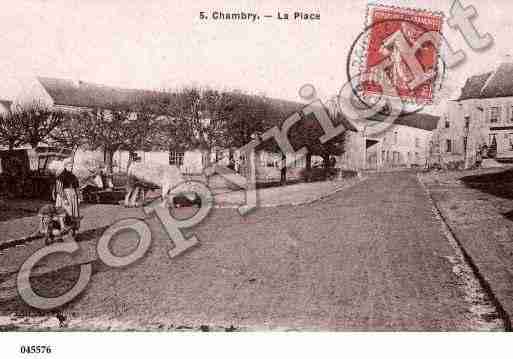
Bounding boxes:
[0,0,511,357]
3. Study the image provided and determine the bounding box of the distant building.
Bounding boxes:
[437,60,513,168]
[339,113,438,170]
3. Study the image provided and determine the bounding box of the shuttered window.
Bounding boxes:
[489,106,500,123]
[169,151,184,166]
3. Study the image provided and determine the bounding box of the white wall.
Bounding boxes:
[9,76,54,109]
[0,102,10,115]
[182,150,204,174]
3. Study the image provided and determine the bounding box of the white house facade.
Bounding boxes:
[436,60,513,168]
[339,114,437,170]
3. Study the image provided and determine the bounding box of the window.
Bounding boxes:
[489,134,497,145]
[509,134,513,150]
[259,152,267,167]
[510,106,513,121]
[294,157,305,168]
[129,151,141,162]
[444,121,450,128]
[415,137,420,147]
[465,118,470,129]
[463,136,468,152]
[393,151,400,164]
[446,139,452,153]
[489,106,500,123]
[169,151,184,166]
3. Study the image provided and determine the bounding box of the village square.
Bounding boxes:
[1,0,513,337]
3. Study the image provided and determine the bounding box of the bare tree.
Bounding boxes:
[0,112,25,150]
[158,87,204,152]
[79,99,161,174]
[79,108,130,173]
[50,113,89,148]
[153,87,229,167]
[49,113,91,169]
[11,102,64,148]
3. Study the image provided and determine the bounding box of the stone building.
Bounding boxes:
[435,60,513,168]
[339,113,438,170]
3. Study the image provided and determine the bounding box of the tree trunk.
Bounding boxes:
[105,148,115,175]
[306,153,312,171]
[280,153,287,185]
[228,148,235,170]
[127,151,133,172]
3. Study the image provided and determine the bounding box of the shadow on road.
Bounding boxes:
[461,168,513,200]
[0,206,39,222]
[0,201,97,223]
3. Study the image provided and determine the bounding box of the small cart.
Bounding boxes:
[38,204,80,245]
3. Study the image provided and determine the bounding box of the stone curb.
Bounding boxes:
[213,176,367,209]
[417,173,512,330]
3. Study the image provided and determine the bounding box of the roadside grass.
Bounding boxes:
[419,166,513,327]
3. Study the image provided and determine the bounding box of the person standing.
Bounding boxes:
[55,158,80,234]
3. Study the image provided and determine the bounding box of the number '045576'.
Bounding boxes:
[20,345,52,354]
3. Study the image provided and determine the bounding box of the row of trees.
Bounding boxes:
[0,87,347,174]
[0,104,65,150]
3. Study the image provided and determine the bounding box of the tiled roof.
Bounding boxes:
[38,77,164,109]
[39,76,432,134]
[38,77,309,116]
[457,72,492,100]
[480,62,513,98]
[365,111,439,131]
[457,61,513,100]
[394,112,439,131]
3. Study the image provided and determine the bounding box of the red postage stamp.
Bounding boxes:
[362,4,443,104]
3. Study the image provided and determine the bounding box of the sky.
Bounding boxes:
[0,0,511,115]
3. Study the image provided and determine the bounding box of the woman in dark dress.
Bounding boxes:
[55,158,80,233]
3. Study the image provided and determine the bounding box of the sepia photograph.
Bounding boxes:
[0,0,512,357]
